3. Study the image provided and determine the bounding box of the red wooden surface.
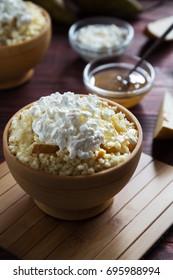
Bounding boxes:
[0,0,173,259]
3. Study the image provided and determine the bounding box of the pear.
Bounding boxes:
[70,0,143,17]
[30,0,77,24]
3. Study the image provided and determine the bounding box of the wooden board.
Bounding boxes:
[0,153,173,260]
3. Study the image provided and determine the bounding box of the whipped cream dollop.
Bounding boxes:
[76,24,128,51]
[29,92,117,159]
[0,0,32,28]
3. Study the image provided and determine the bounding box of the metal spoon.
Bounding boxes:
[117,21,173,89]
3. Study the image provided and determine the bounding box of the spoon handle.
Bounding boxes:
[128,22,173,75]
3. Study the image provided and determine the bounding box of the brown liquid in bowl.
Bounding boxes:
[93,69,147,92]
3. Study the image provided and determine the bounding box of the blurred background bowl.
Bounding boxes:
[3,97,142,221]
[0,6,51,90]
[83,55,155,108]
[68,16,134,62]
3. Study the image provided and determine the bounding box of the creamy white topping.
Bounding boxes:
[0,0,32,28]
[29,92,119,159]
[76,24,128,51]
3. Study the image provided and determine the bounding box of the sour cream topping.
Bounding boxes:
[76,24,128,51]
[29,92,117,159]
[0,0,32,28]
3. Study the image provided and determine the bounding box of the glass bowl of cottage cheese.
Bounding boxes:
[0,0,51,90]
[3,92,142,220]
[68,16,134,61]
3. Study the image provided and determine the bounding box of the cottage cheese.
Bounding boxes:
[76,24,128,51]
[30,92,117,159]
[8,92,139,176]
[0,0,32,28]
[0,0,47,45]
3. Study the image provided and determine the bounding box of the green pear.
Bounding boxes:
[71,0,143,17]
[29,0,77,24]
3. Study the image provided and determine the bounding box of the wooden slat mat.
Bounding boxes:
[0,153,173,260]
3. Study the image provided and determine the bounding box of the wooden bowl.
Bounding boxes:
[0,6,51,90]
[3,98,142,220]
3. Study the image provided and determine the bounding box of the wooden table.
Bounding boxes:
[0,0,173,260]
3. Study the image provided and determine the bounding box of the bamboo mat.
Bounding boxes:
[0,153,173,260]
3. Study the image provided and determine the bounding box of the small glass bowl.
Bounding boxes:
[83,55,155,108]
[68,16,134,62]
